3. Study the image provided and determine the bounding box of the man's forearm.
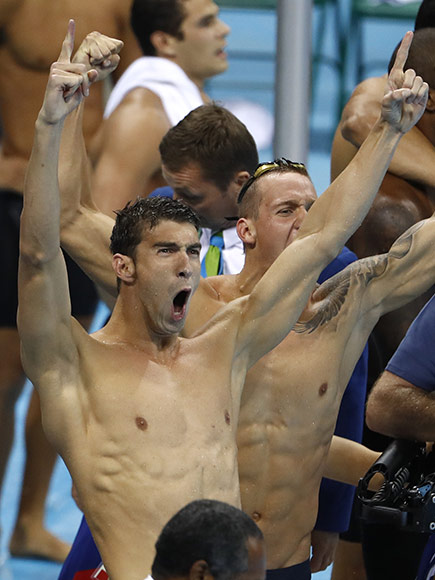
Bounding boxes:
[22,117,64,254]
[341,85,435,188]
[59,100,118,300]
[61,206,117,300]
[315,28,426,252]
[324,436,380,486]
[386,128,435,186]
[367,372,435,441]
[345,114,435,186]
[59,102,95,226]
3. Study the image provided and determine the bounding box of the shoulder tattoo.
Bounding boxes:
[293,221,424,334]
[293,269,352,334]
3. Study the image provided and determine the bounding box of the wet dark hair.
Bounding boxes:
[110,196,199,258]
[152,500,264,580]
[388,28,435,90]
[130,0,186,56]
[160,103,259,192]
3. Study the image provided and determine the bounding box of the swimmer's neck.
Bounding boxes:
[98,300,182,355]
[235,256,271,295]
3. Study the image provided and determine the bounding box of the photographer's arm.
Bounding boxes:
[367,371,435,441]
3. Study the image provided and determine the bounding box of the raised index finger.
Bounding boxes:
[391,31,413,74]
[58,19,75,63]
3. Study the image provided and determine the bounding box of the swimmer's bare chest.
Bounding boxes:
[76,338,240,457]
[59,339,243,524]
[239,330,340,433]
[236,331,344,568]
[0,0,122,171]
[3,0,123,69]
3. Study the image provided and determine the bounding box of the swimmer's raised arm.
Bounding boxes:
[59,30,124,304]
[358,211,435,318]
[18,21,97,400]
[60,106,118,306]
[304,205,435,348]
[232,32,429,368]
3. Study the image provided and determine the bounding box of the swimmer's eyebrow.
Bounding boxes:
[198,14,213,26]
[153,242,180,249]
[175,187,201,201]
[279,200,299,208]
[271,199,300,211]
[197,6,219,27]
[153,242,202,251]
[273,199,315,211]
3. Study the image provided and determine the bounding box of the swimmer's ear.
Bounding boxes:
[188,560,213,580]
[150,30,177,58]
[237,217,256,247]
[425,89,435,113]
[231,170,251,203]
[234,170,250,188]
[112,253,136,284]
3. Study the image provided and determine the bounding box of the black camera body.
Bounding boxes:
[357,439,435,533]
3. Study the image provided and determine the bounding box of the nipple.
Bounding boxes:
[135,416,148,431]
[224,410,231,425]
[252,511,261,521]
[319,383,328,396]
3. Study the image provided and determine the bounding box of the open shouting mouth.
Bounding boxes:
[171,289,191,321]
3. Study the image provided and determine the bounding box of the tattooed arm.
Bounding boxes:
[354,217,435,318]
[294,215,435,339]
